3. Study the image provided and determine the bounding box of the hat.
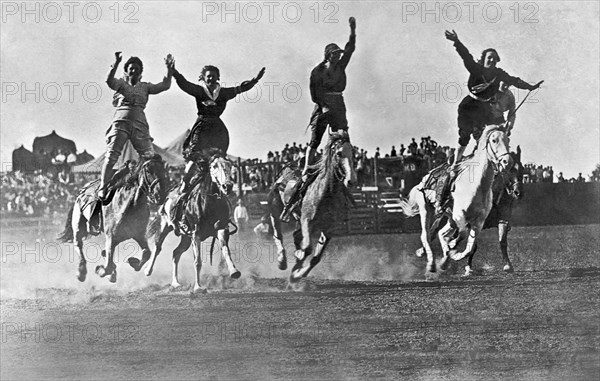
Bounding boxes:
[324,43,343,58]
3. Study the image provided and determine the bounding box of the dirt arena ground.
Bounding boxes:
[1,222,599,380]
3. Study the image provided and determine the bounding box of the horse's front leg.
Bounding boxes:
[290,218,312,283]
[96,236,117,283]
[270,213,287,270]
[128,235,151,273]
[437,222,456,271]
[218,229,241,279]
[498,221,513,273]
[191,232,206,294]
[143,219,173,277]
[420,209,436,273]
[300,232,330,279]
[172,235,191,289]
[75,235,87,282]
[460,228,480,276]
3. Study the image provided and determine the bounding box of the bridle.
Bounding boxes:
[484,127,511,172]
[208,154,233,198]
[138,157,165,204]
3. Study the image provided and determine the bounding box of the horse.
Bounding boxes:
[142,152,239,293]
[58,154,168,283]
[479,146,524,273]
[398,125,513,275]
[268,131,356,282]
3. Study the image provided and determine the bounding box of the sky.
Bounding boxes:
[1,0,599,178]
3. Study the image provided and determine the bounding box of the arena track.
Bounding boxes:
[1,224,599,380]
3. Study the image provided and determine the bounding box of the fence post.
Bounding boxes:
[237,157,242,197]
[373,157,378,187]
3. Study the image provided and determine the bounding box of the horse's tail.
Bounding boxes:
[57,203,75,243]
[397,187,421,218]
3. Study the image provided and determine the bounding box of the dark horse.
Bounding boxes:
[143,152,239,293]
[58,155,168,283]
[268,131,356,282]
[479,146,524,273]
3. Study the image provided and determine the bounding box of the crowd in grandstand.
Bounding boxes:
[3,135,599,217]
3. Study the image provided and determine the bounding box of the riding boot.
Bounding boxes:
[435,174,449,217]
[99,164,116,202]
[179,161,198,194]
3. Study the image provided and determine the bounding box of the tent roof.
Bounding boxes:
[32,130,76,154]
[71,141,185,173]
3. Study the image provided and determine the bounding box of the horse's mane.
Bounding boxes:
[455,124,507,173]
[307,132,350,178]
[108,154,163,191]
[107,160,143,190]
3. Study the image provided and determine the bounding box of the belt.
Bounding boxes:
[468,92,493,102]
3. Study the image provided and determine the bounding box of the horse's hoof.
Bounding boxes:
[77,270,87,282]
[109,271,117,283]
[463,266,474,277]
[439,257,449,271]
[503,264,514,273]
[230,270,241,280]
[101,250,106,258]
[144,267,153,277]
[415,247,424,258]
[170,281,183,290]
[95,265,106,277]
[427,263,436,273]
[192,286,207,294]
[127,257,141,271]
[294,250,305,261]
[277,254,287,270]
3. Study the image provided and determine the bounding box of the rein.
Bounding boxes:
[138,158,164,204]
[484,127,511,172]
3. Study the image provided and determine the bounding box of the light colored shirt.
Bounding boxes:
[107,76,171,109]
[234,205,249,223]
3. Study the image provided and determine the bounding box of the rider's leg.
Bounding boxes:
[180,161,199,193]
[99,129,128,199]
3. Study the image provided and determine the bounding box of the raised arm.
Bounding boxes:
[147,54,174,95]
[172,67,203,97]
[445,30,479,73]
[500,70,544,91]
[339,17,356,69]
[106,51,123,90]
[221,67,266,99]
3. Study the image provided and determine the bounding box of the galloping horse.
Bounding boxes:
[269,131,356,282]
[480,146,524,273]
[142,152,239,293]
[398,125,513,274]
[58,155,168,283]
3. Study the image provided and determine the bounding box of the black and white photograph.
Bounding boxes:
[1,1,599,379]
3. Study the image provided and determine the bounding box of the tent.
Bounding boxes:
[11,145,37,172]
[71,141,185,173]
[32,130,77,157]
[163,129,243,163]
[76,150,95,165]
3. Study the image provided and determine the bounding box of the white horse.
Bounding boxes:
[399,125,513,275]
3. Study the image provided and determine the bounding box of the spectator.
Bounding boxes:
[234,199,249,230]
[390,146,397,157]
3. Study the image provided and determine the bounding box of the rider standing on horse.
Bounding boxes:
[170,61,266,192]
[280,16,356,222]
[99,52,173,201]
[435,30,543,217]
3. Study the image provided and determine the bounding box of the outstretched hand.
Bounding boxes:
[349,17,356,30]
[165,54,175,71]
[114,51,123,63]
[255,67,266,82]
[532,80,544,90]
[445,30,458,42]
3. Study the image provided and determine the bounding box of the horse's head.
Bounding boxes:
[139,154,168,204]
[481,125,513,173]
[208,152,234,196]
[328,130,356,188]
[505,146,524,200]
